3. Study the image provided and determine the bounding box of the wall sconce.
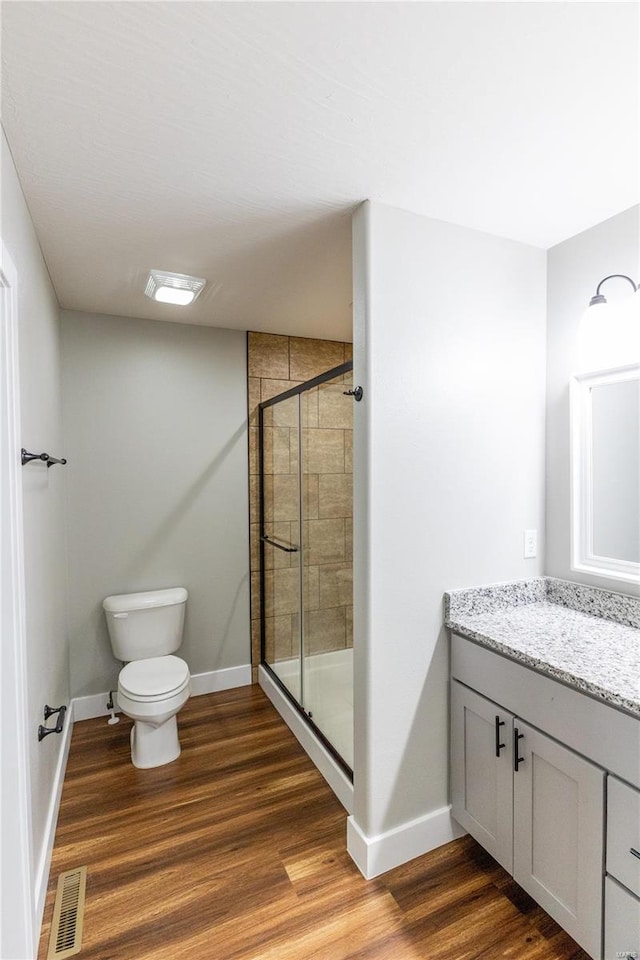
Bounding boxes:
[587,273,638,309]
[579,273,639,373]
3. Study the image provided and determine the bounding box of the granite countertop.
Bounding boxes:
[444,577,640,718]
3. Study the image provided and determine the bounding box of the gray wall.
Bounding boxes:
[546,205,639,591]
[352,201,547,840]
[1,128,69,947]
[61,311,250,697]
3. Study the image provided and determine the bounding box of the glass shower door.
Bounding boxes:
[260,395,302,702]
[259,361,354,775]
[300,372,354,769]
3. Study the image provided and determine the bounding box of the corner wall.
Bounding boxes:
[546,205,639,591]
[61,310,251,699]
[350,201,547,874]
[1,128,69,952]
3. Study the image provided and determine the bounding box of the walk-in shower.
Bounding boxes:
[258,362,354,780]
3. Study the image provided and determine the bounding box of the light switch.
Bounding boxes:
[524,529,537,559]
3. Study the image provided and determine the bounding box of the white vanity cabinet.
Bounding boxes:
[451,632,640,960]
[605,777,640,959]
[451,680,604,958]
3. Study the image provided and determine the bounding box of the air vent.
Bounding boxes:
[47,866,87,959]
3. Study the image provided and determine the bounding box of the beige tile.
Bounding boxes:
[264,474,299,522]
[248,377,261,426]
[248,332,289,379]
[262,384,301,428]
[261,378,292,403]
[305,606,346,654]
[344,429,353,473]
[345,518,353,558]
[305,519,345,564]
[303,429,344,474]
[263,569,274,618]
[318,384,352,430]
[250,571,262,621]
[289,337,344,381]
[263,522,297,569]
[251,618,261,666]
[318,474,352,519]
[272,567,300,617]
[265,615,295,663]
[263,426,291,475]
[344,342,353,361]
[249,426,259,476]
[301,387,319,428]
[303,473,319,520]
[250,475,260,521]
[318,563,353,608]
[250,522,260,572]
[303,564,320,612]
[346,605,353,648]
[251,665,259,684]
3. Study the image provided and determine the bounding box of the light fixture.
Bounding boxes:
[587,273,638,309]
[579,273,640,372]
[144,270,206,306]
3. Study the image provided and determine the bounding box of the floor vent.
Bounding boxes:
[47,866,87,959]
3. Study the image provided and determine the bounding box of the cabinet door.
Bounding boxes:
[513,720,604,960]
[451,680,513,873]
[604,876,640,960]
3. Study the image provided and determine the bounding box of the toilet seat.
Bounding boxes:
[119,655,190,702]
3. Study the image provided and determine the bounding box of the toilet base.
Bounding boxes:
[130,715,181,769]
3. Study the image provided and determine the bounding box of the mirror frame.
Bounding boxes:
[570,362,640,585]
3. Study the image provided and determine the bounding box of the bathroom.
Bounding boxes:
[1,3,638,959]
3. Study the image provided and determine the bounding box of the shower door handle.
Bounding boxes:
[260,534,299,553]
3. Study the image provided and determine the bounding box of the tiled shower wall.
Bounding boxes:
[248,332,353,682]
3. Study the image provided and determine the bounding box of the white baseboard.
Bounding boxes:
[72,689,117,722]
[190,664,252,696]
[347,805,466,879]
[258,664,354,815]
[71,664,253,722]
[34,700,74,935]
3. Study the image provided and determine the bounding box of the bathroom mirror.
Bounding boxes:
[571,364,640,584]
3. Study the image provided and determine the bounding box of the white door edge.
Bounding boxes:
[0,239,36,959]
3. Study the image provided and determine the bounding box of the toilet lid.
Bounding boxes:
[119,656,190,701]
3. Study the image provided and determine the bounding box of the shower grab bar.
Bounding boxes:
[21,448,67,468]
[260,534,299,553]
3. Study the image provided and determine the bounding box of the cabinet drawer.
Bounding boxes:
[604,876,640,960]
[607,776,640,898]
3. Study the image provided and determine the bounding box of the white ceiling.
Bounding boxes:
[2,2,638,341]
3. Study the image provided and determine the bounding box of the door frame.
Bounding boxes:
[1,239,35,958]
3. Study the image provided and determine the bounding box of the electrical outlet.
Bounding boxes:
[524,529,537,559]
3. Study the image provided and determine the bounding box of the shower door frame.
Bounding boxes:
[258,360,353,780]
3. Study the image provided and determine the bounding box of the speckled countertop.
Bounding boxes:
[444,577,640,718]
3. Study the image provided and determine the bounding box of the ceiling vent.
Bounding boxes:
[144,269,206,306]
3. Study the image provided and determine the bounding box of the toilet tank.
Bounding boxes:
[103,587,188,662]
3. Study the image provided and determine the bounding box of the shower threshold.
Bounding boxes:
[258,652,354,814]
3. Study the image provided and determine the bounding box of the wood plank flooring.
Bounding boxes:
[38,686,590,960]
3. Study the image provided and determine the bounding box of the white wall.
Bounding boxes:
[546,205,639,591]
[61,310,250,698]
[351,201,547,870]
[1,129,69,950]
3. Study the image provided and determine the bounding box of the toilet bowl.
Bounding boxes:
[103,587,190,769]
[117,655,190,768]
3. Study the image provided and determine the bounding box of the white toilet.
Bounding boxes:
[103,587,190,769]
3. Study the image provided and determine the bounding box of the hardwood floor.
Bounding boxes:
[38,686,590,960]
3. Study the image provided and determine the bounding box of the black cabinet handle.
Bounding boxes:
[514,727,525,771]
[495,716,506,757]
[631,848,640,861]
